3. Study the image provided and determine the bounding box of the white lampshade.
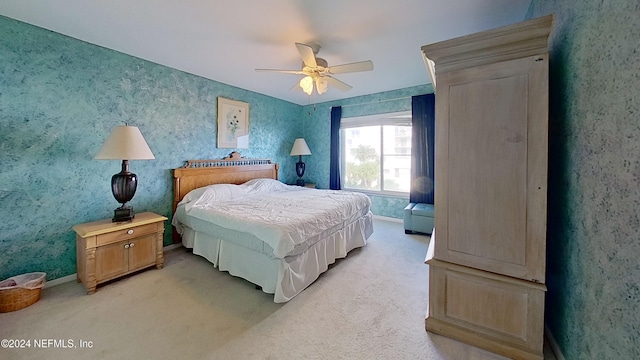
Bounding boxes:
[315,77,328,95]
[299,76,314,95]
[290,138,311,156]
[95,125,155,160]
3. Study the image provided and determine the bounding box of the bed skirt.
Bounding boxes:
[180,211,373,302]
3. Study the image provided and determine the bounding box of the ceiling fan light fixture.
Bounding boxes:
[260,42,373,97]
[300,75,313,95]
[315,77,328,95]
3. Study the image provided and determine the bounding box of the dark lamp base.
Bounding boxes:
[113,206,134,222]
[295,156,306,187]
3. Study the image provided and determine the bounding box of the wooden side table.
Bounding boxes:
[288,182,316,188]
[73,212,167,294]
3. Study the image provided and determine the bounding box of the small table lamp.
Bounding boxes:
[290,138,311,186]
[95,125,155,222]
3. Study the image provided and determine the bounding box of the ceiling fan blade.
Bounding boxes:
[326,60,373,74]
[255,69,306,75]
[325,76,352,92]
[295,42,317,68]
[290,80,302,91]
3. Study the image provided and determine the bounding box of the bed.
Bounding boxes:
[171,152,374,303]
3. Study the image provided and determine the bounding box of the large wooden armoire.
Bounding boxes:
[422,15,553,360]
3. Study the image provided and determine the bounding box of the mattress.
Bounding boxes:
[173,178,372,258]
[174,205,276,258]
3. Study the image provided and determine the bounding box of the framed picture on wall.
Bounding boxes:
[217,97,250,148]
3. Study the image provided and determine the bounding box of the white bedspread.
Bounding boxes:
[180,184,371,258]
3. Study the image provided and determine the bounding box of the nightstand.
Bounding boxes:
[289,182,316,188]
[73,212,167,294]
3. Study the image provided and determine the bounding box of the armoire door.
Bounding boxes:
[433,54,548,283]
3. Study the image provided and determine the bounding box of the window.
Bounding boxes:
[341,111,411,195]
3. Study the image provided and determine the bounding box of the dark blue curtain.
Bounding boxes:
[329,106,342,190]
[410,94,435,204]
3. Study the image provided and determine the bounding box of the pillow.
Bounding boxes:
[180,186,212,205]
[241,178,290,193]
[180,183,247,210]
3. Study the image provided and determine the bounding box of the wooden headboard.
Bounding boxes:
[172,152,279,214]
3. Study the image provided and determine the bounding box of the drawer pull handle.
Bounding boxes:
[127,229,134,235]
[124,244,130,249]
[129,243,135,248]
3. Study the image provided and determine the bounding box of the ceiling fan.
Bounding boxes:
[256,43,374,96]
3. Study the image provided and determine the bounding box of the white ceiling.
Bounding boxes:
[0,0,531,105]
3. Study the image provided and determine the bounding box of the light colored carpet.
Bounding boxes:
[0,218,555,359]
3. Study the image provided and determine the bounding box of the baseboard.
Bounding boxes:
[373,214,403,223]
[545,325,566,360]
[44,243,183,289]
[163,243,182,251]
[44,274,77,289]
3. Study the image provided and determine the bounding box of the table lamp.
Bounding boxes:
[95,125,155,222]
[290,138,311,186]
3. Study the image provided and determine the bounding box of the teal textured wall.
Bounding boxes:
[0,16,303,281]
[527,2,640,359]
[300,85,434,218]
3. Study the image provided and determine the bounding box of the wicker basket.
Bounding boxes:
[0,272,46,313]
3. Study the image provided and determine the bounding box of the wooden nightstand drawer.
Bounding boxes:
[96,222,159,246]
